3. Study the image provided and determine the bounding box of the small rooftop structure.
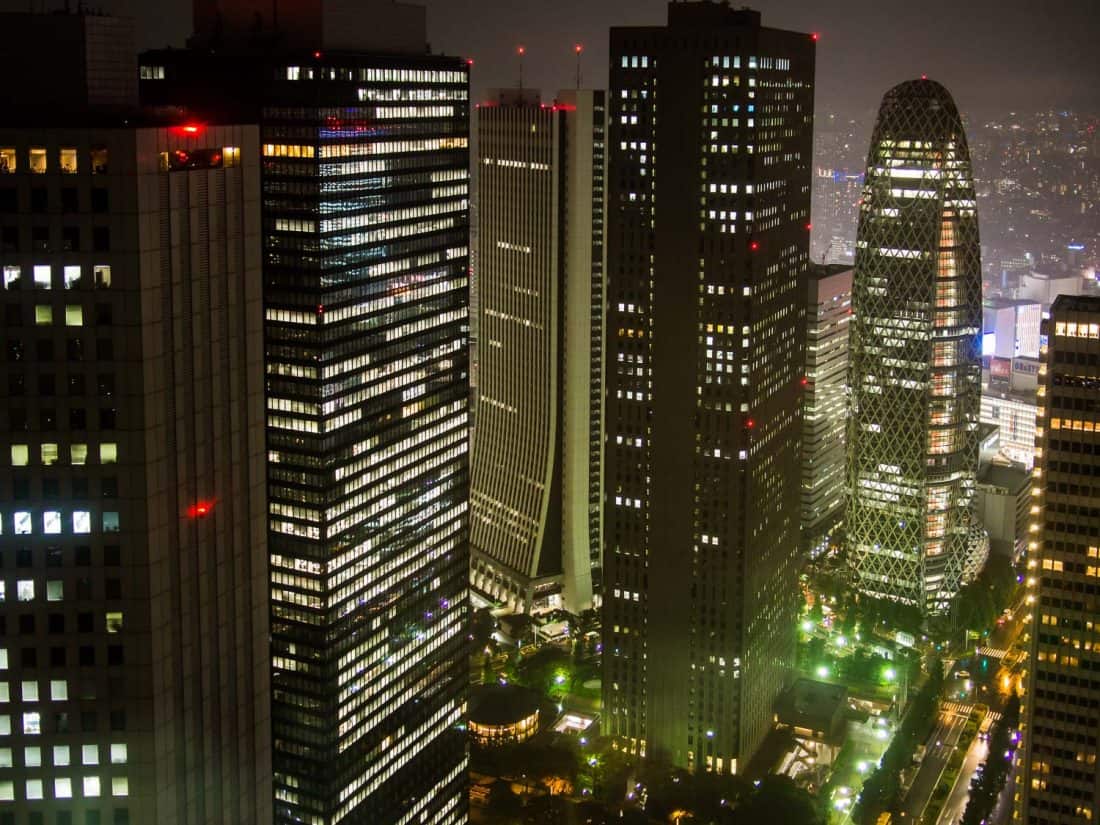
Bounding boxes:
[775,679,848,743]
[468,684,541,746]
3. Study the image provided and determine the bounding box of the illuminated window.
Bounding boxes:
[41,443,59,465]
[65,306,83,326]
[82,744,99,765]
[139,65,165,80]
[73,511,91,534]
[83,776,100,797]
[11,445,29,466]
[22,711,41,734]
[14,512,32,535]
[50,680,67,701]
[35,305,52,324]
[0,780,10,802]
[59,148,77,173]
[223,146,240,167]
[33,265,51,288]
[0,748,9,767]
[21,681,38,702]
[112,776,129,797]
[43,511,61,534]
[109,744,127,764]
[0,147,15,173]
[64,265,82,289]
[28,148,47,174]
[100,443,118,464]
[54,777,72,799]
[53,745,70,765]
[3,265,19,288]
[106,612,123,633]
[94,264,111,288]
[0,684,7,702]
[103,512,120,532]
[25,778,43,799]
[17,581,34,601]
[71,444,88,465]
[46,581,63,601]
[0,717,7,735]
[90,147,108,174]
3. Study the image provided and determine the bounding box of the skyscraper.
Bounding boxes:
[0,11,270,822]
[802,264,852,556]
[602,2,814,772]
[469,87,605,615]
[141,3,471,822]
[1019,295,1100,824]
[846,79,983,614]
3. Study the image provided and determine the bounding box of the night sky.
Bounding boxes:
[15,0,1100,120]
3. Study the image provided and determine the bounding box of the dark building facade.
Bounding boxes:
[602,2,815,773]
[1019,295,1100,824]
[141,5,471,823]
[846,79,984,614]
[0,12,271,824]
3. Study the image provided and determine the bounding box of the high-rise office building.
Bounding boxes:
[1019,295,1100,824]
[469,87,605,615]
[846,79,983,613]
[0,11,270,823]
[602,2,814,772]
[802,265,852,556]
[141,2,471,822]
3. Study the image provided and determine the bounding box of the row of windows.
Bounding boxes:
[0,147,108,175]
[0,226,110,254]
[0,510,120,536]
[0,186,109,214]
[0,742,127,765]
[285,66,466,84]
[0,775,128,802]
[11,444,118,466]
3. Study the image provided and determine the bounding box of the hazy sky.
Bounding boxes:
[13,0,1100,121]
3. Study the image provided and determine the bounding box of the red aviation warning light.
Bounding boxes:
[174,123,204,136]
[187,500,214,519]
[811,32,819,41]
[574,43,583,55]
[750,241,760,251]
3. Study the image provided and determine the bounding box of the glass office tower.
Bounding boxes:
[846,79,983,613]
[141,9,472,822]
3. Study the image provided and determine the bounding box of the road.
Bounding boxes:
[936,734,987,825]
[900,705,969,820]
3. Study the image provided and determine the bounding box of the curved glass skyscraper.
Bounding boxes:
[846,79,983,614]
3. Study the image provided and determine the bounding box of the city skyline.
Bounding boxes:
[0,2,1097,824]
[34,0,1100,121]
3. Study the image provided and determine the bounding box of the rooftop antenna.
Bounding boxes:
[517,45,526,89]
[574,43,583,89]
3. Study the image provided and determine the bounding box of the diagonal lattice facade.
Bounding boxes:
[846,79,983,615]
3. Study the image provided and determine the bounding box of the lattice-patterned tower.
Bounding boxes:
[846,79,983,614]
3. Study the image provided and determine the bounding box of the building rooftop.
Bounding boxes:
[469,684,541,727]
[809,263,854,280]
[775,678,847,735]
[1052,294,1100,313]
[979,463,1030,493]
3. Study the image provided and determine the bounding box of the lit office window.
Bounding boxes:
[59,148,78,173]
[43,511,61,534]
[73,511,91,534]
[28,147,47,173]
